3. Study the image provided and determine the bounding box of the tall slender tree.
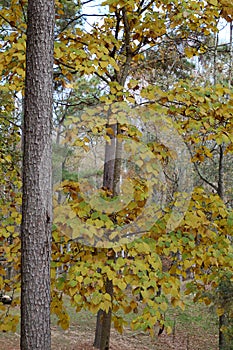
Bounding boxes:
[21,1,55,349]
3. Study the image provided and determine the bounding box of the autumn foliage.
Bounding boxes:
[0,0,233,346]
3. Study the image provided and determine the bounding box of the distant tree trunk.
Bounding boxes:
[219,22,233,350]
[20,1,54,350]
[217,145,230,350]
[194,142,231,349]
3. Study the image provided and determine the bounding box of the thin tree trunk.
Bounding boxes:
[218,22,233,350]
[94,120,124,349]
[219,313,228,350]
[20,1,54,349]
[94,8,132,344]
[216,145,229,350]
[113,124,123,197]
[94,278,114,350]
[103,124,117,192]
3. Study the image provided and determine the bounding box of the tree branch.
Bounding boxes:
[217,145,224,198]
[192,157,218,192]
[109,10,121,58]
[0,13,22,32]
[138,0,155,15]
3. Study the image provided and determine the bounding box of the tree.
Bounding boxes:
[51,1,233,349]
[20,1,54,349]
[0,90,21,332]
[1,1,233,349]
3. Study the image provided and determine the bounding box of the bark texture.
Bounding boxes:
[20,1,54,349]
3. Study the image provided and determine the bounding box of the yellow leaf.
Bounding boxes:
[92,293,102,305]
[171,298,185,310]
[118,280,127,290]
[160,302,168,312]
[5,155,12,162]
[184,47,197,58]
[166,325,172,335]
[100,61,109,69]
[76,275,83,283]
[104,293,112,301]
[74,294,82,303]
[216,307,225,316]
[89,303,100,313]
[6,226,15,233]
[208,0,218,5]
[16,67,25,77]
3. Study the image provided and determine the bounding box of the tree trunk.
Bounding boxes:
[93,10,131,341]
[20,1,54,349]
[217,146,230,350]
[219,313,228,350]
[93,123,121,350]
[103,124,117,193]
[93,279,114,350]
[218,277,232,350]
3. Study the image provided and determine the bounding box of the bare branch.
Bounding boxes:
[58,13,107,34]
[94,71,111,84]
[81,0,95,5]
[217,145,224,198]
[0,116,21,129]
[138,0,155,15]
[0,13,22,32]
[109,10,122,58]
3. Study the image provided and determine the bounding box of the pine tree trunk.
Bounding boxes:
[20,1,54,349]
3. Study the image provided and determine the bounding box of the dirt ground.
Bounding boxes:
[0,295,219,350]
[0,323,218,350]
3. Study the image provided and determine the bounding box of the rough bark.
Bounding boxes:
[20,1,54,349]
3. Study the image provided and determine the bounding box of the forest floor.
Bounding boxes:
[0,296,219,350]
